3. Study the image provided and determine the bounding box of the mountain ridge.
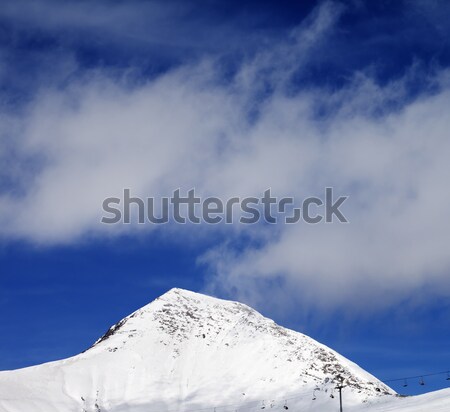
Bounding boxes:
[87,287,391,397]
[2,288,447,412]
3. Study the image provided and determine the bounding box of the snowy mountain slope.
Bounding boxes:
[358,388,450,412]
[0,288,446,412]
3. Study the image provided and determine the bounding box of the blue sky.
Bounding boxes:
[0,0,449,396]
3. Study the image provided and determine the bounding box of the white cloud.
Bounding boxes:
[1,1,449,311]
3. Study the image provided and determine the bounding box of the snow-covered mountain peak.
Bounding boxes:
[0,288,406,412]
[86,289,391,399]
[90,287,263,352]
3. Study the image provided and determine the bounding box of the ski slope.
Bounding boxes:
[359,388,450,411]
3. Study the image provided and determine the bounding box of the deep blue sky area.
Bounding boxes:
[0,0,449,398]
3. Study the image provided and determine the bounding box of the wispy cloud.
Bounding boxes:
[1,1,449,313]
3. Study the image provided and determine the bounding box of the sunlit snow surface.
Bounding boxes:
[0,289,448,411]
